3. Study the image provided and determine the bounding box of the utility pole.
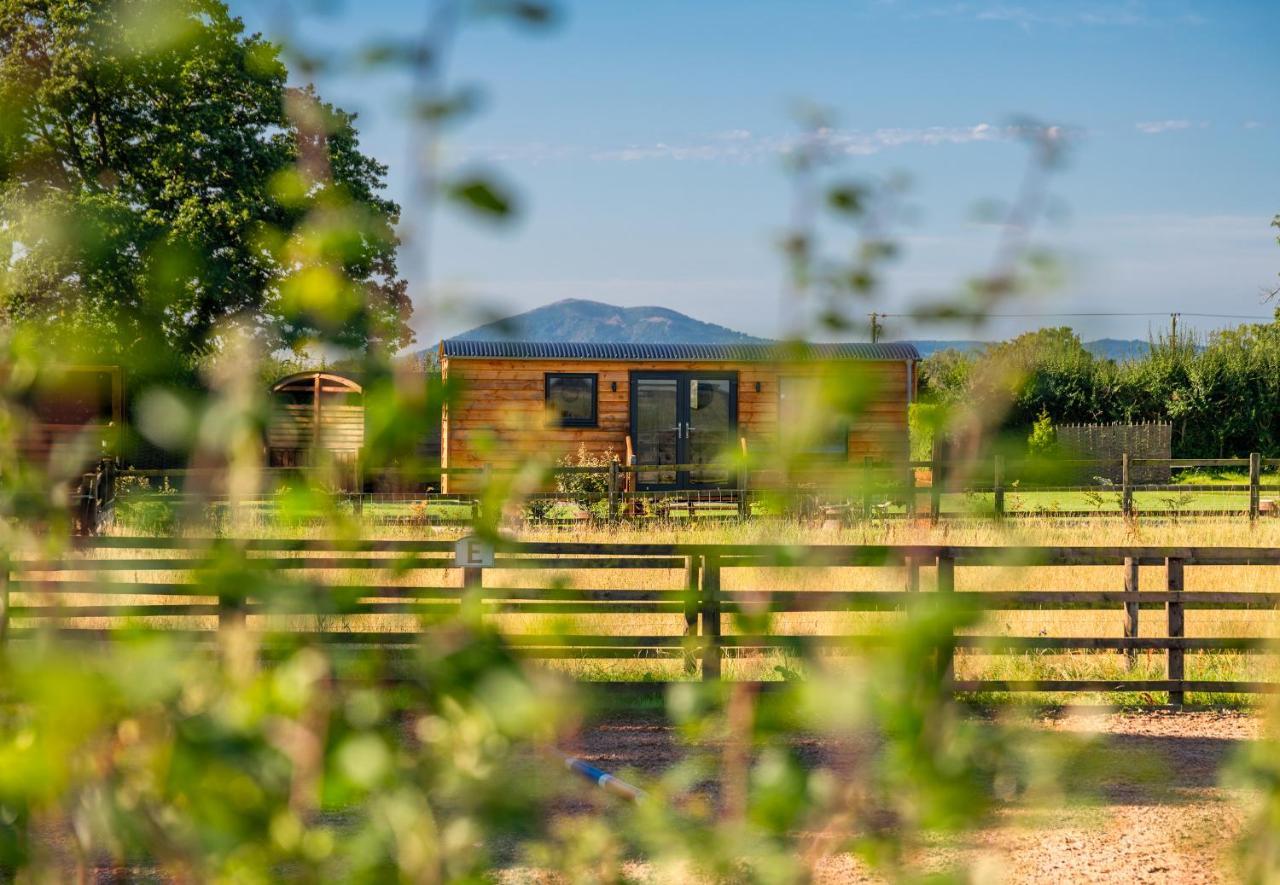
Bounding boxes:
[869,312,881,344]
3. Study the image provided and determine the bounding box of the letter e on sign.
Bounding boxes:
[454,535,495,568]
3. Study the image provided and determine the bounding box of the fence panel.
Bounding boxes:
[8,538,1280,701]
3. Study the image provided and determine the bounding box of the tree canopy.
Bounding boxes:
[920,316,1280,458]
[0,0,412,372]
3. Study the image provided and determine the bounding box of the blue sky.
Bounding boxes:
[230,0,1279,344]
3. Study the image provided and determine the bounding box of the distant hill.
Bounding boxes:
[437,298,1151,360]
[452,298,767,344]
[903,340,986,358]
[1083,338,1151,361]
[909,338,1151,361]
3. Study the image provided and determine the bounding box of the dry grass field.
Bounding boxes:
[15,514,1280,705]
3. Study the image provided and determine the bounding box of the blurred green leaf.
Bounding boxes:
[446,175,517,221]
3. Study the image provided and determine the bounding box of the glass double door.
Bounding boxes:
[631,371,738,490]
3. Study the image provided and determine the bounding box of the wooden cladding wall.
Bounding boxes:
[19,365,124,467]
[441,357,912,492]
[267,373,364,469]
[266,404,364,453]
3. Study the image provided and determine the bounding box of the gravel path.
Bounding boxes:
[558,709,1264,883]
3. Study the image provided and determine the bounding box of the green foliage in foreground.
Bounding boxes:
[0,575,1075,881]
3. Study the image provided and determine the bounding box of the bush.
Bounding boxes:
[113,475,179,535]
[555,443,618,510]
[917,319,1280,457]
[1027,409,1056,456]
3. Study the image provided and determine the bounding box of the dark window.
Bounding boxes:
[545,373,598,427]
[779,376,848,458]
[276,389,313,406]
[31,370,115,425]
[320,391,361,408]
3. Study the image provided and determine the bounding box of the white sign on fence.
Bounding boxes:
[454,535,495,568]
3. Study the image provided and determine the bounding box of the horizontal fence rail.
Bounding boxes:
[6,539,1280,701]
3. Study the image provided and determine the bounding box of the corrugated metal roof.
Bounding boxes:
[440,340,920,361]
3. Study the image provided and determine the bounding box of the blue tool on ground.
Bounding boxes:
[559,752,647,804]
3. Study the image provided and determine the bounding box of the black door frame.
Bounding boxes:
[629,370,739,491]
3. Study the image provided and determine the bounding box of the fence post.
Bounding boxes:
[1249,452,1261,521]
[701,554,721,682]
[1166,556,1185,707]
[993,453,1005,522]
[1123,555,1139,666]
[683,555,700,676]
[462,562,485,623]
[218,585,246,636]
[904,457,917,520]
[77,472,95,536]
[904,555,919,593]
[862,456,873,520]
[737,464,749,521]
[1121,453,1133,519]
[936,552,955,687]
[608,460,620,523]
[0,559,9,648]
[930,440,943,525]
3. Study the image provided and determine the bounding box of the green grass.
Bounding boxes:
[943,489,1250,514]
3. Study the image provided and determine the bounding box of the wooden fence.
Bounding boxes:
[6,538,1280,701]
[110,453,1280,527]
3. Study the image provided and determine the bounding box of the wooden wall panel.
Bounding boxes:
[441,357,912,492]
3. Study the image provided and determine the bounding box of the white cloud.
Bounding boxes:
[462,121,1102,166]
[571,123,1056,164]
[909,1,1206,28]
[589,140,761,162]
[1243,120,1264,130]
[1134,119,1207,135]
[456,141,580,163]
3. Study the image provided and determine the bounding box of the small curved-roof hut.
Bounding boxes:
[267,371,364,469]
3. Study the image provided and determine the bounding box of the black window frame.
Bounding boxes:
[778,375,850,460]
[545,372,599,428]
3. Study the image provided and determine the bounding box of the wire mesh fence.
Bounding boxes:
[98,453,1280,532]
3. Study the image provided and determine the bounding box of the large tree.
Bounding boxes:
[0,0,411,370]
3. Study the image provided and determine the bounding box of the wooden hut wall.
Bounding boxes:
[20,365,124,466]
[267,375,364,467]
[440,357,911,492]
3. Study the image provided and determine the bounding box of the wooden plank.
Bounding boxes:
[75,538,456,552]
[10,603,225,618]
[1167,557,1185,705]
[14,556,457,572]
[951,680,1280,693]
[501,635,689,647]
[0,564,9,646]
[492,557,689,569]
[702,554,721,681]
[936,552,955,685]
[64,537,1280,566]
[1123,556,1139,665]
[953,636,1274,652]
[713,590,1280,611]
[684,555,699,676]
[658,635,1279,653]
